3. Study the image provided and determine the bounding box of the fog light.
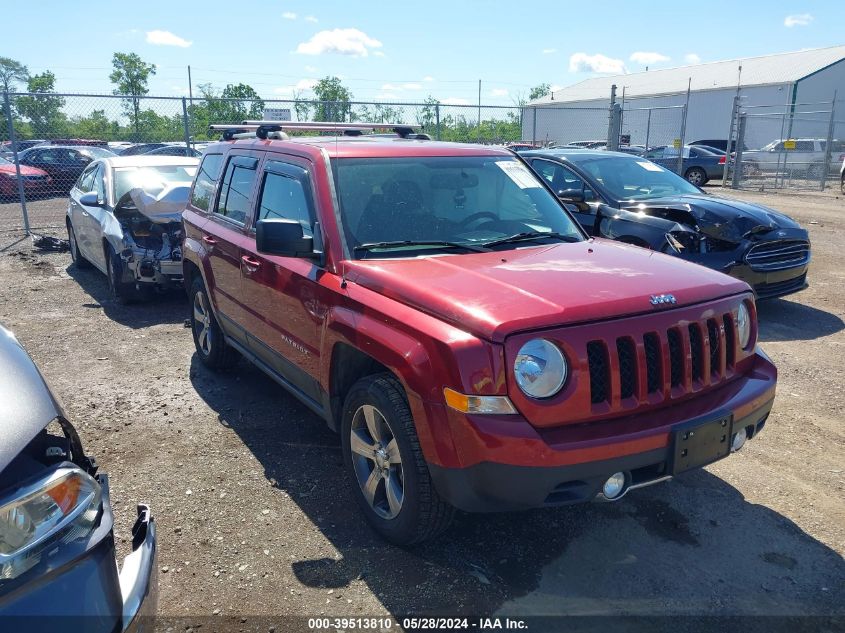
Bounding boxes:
[731,430,747,452]
[602,472,627,500]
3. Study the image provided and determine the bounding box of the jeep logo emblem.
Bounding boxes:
[650,294,677,306]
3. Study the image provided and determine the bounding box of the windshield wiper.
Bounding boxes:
[354,240,491,254]
[479,231,580,248]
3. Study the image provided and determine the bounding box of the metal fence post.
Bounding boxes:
[721,94,739,186]
[676,82,691,176]
[644,108,652,151]
[181,97,191,149]
[435,104,441,141]
[606,84,617,147]
[532,107,537,146]
[820,91,838,191]
[608,104,622,151]
[3,91,30,235]
[731,113,747,189]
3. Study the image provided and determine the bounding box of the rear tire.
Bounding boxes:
[189,276,239,370]
[341,373,454,545]
[67,220,91,269]
[684,167,707,187]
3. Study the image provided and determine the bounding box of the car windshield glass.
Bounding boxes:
[114,165,198,201]
[571,155,702,201]
[79,147,115,159]
[331,156,583,258]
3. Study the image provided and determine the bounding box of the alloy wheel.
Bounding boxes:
[349,404,404,520]
[193,290,212,356]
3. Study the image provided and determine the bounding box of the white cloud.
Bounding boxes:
[784,13,813,27]
[381,83,401,91]
[373,51,386,58]
[490,88,509,97]
[282,11,297,20]
[145,30,192,48]
[441,97,470,105]
[296,28,383,57]
[305,15,318,23]
[549,84,563,93]
[569,52,626,74]
[684,53,702,65]
[630,51,670,65]
[272,78,318,97]
[542,48,557,55]
[304,65,318,73]
[403,82,422,90]
[423,76,435,82]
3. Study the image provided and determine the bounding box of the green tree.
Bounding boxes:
[15,71,66,137]
[291,89,312,122]
[529,83,551,101]
[67,110,120,140]
[416,96,440,133]
[312,76,352,122]
[109,52,156,139]
[220,83,264,121]
[0,57,28,93]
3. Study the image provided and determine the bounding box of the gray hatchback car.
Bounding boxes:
[0,324,157,632]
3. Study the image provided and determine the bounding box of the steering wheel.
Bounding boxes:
[459,211,499,230]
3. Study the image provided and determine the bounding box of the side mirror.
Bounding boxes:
[557,188,585,203]
[79,192,103,207]
[255,218,315,258]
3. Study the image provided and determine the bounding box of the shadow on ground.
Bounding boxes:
[66,263,187,328]
[189,355,845,622]
[757,298,844,342]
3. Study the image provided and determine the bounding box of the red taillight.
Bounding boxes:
[719,155,726,164]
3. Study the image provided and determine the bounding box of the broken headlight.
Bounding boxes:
[0,466,101,580]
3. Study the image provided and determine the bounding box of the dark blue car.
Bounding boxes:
[0,324,157,632]
[643,144,727,186]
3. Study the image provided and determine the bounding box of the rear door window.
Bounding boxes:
[215,155,258,225]
[191,153,223,211]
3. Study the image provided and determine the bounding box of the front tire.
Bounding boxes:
[105,244,139,304]
[341,373,454,545]
[684,167,707,187]
[189,276,239,370]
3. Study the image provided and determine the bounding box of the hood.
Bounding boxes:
[345,239,748,342]
[0,326,64,473]
[0,163,47,177]
[621,194,802,243]
[126,183,192,223]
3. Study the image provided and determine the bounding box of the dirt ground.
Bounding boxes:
[0,186,843,632]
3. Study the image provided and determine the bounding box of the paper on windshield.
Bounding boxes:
[495,160,542,188]
[637,161,664,172]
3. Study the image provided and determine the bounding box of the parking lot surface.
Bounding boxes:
[0,187,842,630]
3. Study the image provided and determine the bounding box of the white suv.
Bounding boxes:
[742,138,844,179]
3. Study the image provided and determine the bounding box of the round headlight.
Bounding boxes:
[514,339,567,399]
[737,302,752,349]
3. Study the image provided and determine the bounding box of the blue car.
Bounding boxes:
[643,145,727,186]
[0,324,157,632]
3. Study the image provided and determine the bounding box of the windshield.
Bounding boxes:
[331,156,583,257]
[572,155,702,201]
[79,147,116,159]
[113,165,198,201]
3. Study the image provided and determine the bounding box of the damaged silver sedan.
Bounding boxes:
[65,156,199,302]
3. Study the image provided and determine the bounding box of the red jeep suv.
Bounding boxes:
[182,124,776,545]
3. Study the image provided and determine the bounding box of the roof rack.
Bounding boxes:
[208,124,290,141]
[242,121,423,138]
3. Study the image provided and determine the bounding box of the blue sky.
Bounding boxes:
[2,0,843,105]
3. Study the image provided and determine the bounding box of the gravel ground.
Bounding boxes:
[0,186,842,631]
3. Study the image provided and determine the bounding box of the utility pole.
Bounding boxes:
[477,79,482,143]
[187,65,194,109]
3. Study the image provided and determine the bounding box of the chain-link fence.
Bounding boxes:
[726,100,844,191]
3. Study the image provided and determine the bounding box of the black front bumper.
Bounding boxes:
[729,264,809,300]
[429,402,773,513]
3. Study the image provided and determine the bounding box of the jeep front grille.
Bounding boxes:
[745,240,810,272]
[587,310,738,406]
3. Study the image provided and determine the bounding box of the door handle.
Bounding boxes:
[202,235,218,246]
[241,255,261,271]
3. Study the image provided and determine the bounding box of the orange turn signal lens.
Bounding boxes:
[443,388,517,415]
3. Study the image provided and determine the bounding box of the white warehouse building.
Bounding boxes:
[523,45,845,149]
